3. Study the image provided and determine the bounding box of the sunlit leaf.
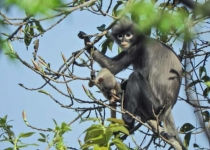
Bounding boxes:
[81,143,95,150]
[4,51,17,59]
[84,125,106,145]
[107,124,129,135]
[6,0,63,15]
[178,6,190,18]
[107,118,125,125]
[38,90,49,95]
[112,138,128,150]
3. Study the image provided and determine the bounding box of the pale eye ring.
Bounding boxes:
[125,33,133,39]
[117,34,123,39]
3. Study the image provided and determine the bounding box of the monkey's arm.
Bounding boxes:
[78,31,131,75]
[93,51,131,75]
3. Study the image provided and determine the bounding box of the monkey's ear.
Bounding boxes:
[98,78,104,83]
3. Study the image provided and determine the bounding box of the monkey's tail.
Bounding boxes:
[164,112,186,150]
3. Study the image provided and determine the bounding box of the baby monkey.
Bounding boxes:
[89,68,122,118]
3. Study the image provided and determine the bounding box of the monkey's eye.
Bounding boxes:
[125,33,133,39]
[117,34,123,39]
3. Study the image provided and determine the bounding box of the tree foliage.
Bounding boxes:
[1,0,210,149]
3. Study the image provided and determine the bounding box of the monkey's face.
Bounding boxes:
[115,32,133,49]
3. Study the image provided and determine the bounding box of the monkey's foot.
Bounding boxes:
[78,31,87,39]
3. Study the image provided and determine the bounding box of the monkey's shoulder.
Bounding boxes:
[144,36,180,60]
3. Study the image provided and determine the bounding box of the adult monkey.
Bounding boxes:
[78,18,183,148]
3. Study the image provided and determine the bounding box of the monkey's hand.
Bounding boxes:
[78,31,87,39]
[78,31,93,53]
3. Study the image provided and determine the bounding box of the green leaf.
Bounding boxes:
[97,24,106,32]
[202,76,210,87]
[131,11,139,24]
[202,76,210,81]
[84,125,105,143]
[199,66,206,78]
[35,21,45,34]
[80,118,99,124]
[101,39,114,54]
[4,147,13,150]
[183,132,191,148]
[187,80,201,89]
[39,133,46,138]
[4,51,17,59]
[81,143,95,150]
[7,41,14,52]
[178,6,190,18]
[38,90,49,95]
[118,46,122,54]
[193,143,199,148]
[6,0,63,15]
[0,139,13,142]
[112,138,128,150]
[202,111,210,122]
[104,129,113,144]
[52,119,58,126]
[107,118,125,125]
[19,132,35,138]
[30,22,34,37]
[16,143,39,148]
[38,138,46,142]
[205,81,210,87]
[203,87,210,97]
[112,1,123,17]
[24,24,32,48]
[93,145,100,150]
[107,124,129,135]
[88,90,96,100]
[180,123,195,132]
[0,115,7,124]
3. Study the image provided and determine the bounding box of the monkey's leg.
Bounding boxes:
[122,70,161,130]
